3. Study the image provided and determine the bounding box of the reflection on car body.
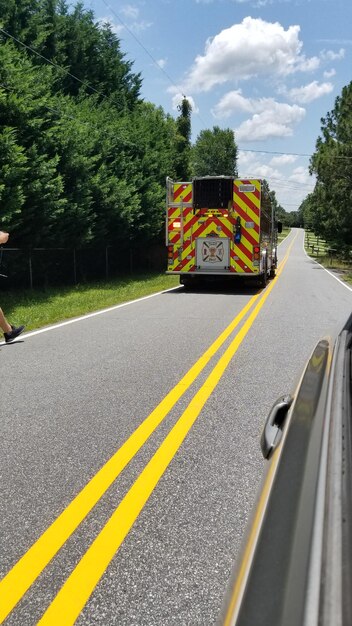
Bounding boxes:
[220,313,352,626]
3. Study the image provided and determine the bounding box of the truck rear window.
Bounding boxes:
[193,177,233,210]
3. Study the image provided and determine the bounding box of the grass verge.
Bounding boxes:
[278,227,291,244]
[304,231,352,285]
[1,273,179,332]
[312,256,352,285]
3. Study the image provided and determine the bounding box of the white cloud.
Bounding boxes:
[97,9,151,35]
[97,17,124,35]
[212,92,305,141]
[121,5,139,20]
[109,6,151,33]
[171,93,199,114]
[254,0,274,6]
[195,0,274,4]
[237,150,258,171]
[324,68,336,78]
[295,55,320,72]
[238,151,282,180]
[235,101,305,141]
[212,90,253,118]
[320,48,345,61]
[269,154,298,166]
[180,17,320,93]
[213,90,308,122]
[237,151,315,210]
[318,39,352,46]
[287,80,333,103]
[156,58,168,69]
[289,166,312,184]
[129,20,153,33]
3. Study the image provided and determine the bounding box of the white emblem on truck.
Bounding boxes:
[202,241,224,263]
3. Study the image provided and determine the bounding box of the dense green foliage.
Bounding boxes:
[301,82,352,253]
[267,188,299,227]
[191,126,238,177]
[2,0,298,279]
[174,97,192,180]
[0,0,179,253]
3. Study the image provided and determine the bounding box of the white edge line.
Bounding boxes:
[4,228,342,345]
[0,233,291,346]
[302,233,352,293]
[0,286,180,344]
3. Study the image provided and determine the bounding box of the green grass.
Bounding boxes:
[1,273,179,332]
[278,227,290,244]
[3,230,350,336]
[304,231,329,257]
[313,256,352,284]
[304,230,352,284]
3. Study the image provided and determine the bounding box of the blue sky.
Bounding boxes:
[83,0,351,212]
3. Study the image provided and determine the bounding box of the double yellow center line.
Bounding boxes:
[0,239,295,625]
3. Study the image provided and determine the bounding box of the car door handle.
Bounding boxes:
[261,394,293,459]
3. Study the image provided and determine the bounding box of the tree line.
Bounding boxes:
[2,0,348,272]
[0,0,175,252]
[300,82,352,254]
[0,0,240,259]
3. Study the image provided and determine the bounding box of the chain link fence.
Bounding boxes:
[0,244,166,289]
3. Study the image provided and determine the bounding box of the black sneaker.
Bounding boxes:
[4,325,25,343]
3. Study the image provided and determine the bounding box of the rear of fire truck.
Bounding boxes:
[166,176,280,288]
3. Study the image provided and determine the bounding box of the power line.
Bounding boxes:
[99,0,210,129]
[2,20,351,164]
[238,146,352,159]
[101,0,179,93]
[0,27,105,100]
[0,82,89,125]
[239,147,312,157]
[1,22,351,168]
[1,20,209,132]
[0,79,338,195]
[265,177,315,190]
[239,176,315,192]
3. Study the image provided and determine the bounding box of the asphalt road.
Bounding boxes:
[0,228,351,626]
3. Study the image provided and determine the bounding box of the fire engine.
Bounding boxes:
[166,176,281,288]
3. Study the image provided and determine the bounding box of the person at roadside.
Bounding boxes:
[0,230,25,343]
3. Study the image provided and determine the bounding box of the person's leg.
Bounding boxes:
[0,308,24,342]
[0,307,12,334]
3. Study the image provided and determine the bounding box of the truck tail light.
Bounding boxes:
[253,246,260,261]
[168,245,174,259]
[172,220,181,229]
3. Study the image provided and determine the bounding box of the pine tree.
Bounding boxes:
[173,97,192,180]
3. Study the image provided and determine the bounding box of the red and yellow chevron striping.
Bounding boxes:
[167,178,269,276]
[173,183,192,203]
